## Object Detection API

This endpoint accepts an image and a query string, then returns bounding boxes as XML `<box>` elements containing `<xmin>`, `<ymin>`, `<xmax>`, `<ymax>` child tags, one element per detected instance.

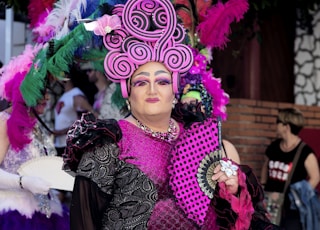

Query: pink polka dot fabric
<box><xmin>169</xmin><ymin>118</ymin><xmax>219</xmax><ymax>226</ymax></box>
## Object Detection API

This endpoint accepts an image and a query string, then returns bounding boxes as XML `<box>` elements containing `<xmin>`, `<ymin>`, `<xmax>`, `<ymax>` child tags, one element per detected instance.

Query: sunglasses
<box><xmin>276</xmin><ymin>118</ymin><xmax>288</xmax><ymax>125</ymax></box>
<box><xmin>276</xmin><ymin>118</ymin><xmax>282</xmax><ymax>124</ymax></box>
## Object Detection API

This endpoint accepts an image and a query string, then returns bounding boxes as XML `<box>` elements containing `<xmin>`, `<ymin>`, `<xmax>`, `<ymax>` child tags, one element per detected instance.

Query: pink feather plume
<box><xmin>196</xmin><ymin>0</ymin><xmax>249</xmax><ymax>49</ymax></box>
<box><xmin>28</xmin><ymin>0</ymin><xmax>55</xmax><ymax>28</ymax></box>
<box><xmin>6</xmin><ymin>72</ymin><xmax>37</xmax><ymax>151</ymax></box>
<box><xmin>202</xmin><ymin>70</ymin><xmax>229</xmax><ymax>120</ymax></box>
<box><xmin>0</xmin><ymin>45</ymin><xmax>42</xmax><ymax>150</ymax></box>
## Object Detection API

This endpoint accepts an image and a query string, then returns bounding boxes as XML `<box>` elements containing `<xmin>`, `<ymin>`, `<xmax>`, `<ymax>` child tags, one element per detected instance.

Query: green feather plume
<box><xmin>81</xmin><ymin>48</ymin><xmax>108</xmax><ymax>73</ymax></box>
<box><xmin>20</xmin><ymin>48</ymin><xmax>48</xmax><ymax>107</ymax></box>
<box><xmin>47</xmin><ymin>23</ymin><xmax>92</xmax><ymax>77</ymax></box>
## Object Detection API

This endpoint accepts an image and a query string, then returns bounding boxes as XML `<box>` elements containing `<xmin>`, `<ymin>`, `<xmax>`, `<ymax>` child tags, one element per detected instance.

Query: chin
<box><xmin>147</xmin><ymin>109</ymin><xmax>171</xmax><ymax>117</ymax></box>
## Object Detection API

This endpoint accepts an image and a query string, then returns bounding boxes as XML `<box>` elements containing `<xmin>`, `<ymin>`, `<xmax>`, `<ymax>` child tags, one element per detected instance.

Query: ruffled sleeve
<box><xmin>63</xmin><ymin>112</ymin><xmax>122</xmax><ymax>172</ymax></box>
<box><xmin>211</xmin><ymin>165</ymin><xmax>278</xmax><ymax>230</ymax></box>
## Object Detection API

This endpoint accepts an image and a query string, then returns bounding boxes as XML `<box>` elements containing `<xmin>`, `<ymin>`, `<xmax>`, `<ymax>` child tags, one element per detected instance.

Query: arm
<box><xmin>0</xmin><ymin>115</ymin><xmax>51</xmax><ymax>194</ymax></box>
<box><xmin>70</xmin><ymin>176</ymin><xmax>112</xmax><ymax>230</ymax></box>
<box><xmin>73</xmin><ymin>95</ymin><xmax>99</xmax><ymax>118</ymax></box>
<box><xmin>212</xmin><ymin>164</ymin><xmax>275</xmax><ymax>229</ymax></box>
<box><xmin>222</xmin><ymin>139</ymin><xmax>240</xmax><ymax>164</ymax></box>
<box><xmin>63</xmin><ymin>114</ymin><xmax>122</xmax><ymax>229</ymax></box>
<box><xmin>69</xmin><ymin>145</ymin><xmax>119</xmax><ymax>230</ymax></box>
<box><xmin>54</xmin><ymin>127</ymin><xmax>71</xmax><ymax>136</ymax></box>
<box><xmin>304</xmin><ymin>153</ymin><xmax>320</xmax><ymax>189</ymax></box>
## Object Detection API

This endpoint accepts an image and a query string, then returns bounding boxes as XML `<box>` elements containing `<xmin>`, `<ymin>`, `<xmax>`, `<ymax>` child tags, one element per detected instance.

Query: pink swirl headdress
<box><xmin>102</xmin><ymin>0</ymin><xmax>193</xmax><ymax>98</ymax></box>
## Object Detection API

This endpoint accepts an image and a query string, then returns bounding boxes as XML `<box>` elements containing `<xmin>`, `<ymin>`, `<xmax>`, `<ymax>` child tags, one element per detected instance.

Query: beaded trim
<box><xmin>132</xmin><ymin>115</ymin><xmax>178</xmax><ymax>142</ymax></box>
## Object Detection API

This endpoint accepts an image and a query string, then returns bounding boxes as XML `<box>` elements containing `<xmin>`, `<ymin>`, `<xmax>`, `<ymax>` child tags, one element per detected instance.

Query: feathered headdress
<box><xmin>32</xmin><ymin>0</ymin><xmax>90</xmax><ymax>42</ymax></box>
<box><xmin>175</xmin><ymin>0</ymin><xmax>248</xmax><ymax>120</ymax></box>
<box><xmin>0</xmin><ymin>44</ymin><xmax>43</xmax><ymax>150</ymax></box>
<box><xmin>21</xmin><ymin>0</ymin><xmax>115</xmax><ymax>107</ymax></box>
<box><xmin>21</xmin><ymin>11</ymin><xmax>97</xmax><ymax>107</ymax></box>
<box><xmin>28</xmin><ymin>0</ymin><xmax>56</xmax><ymax>29</ymax></box>
<box><xmin>179</xmin><ymin>47</ymin><xmax>229</xmax><ymax>120</ymax></box>
<box><xmin>197</xmin><ymin>0</ymin><xmax>249</xmax><ymax>49</ymax></box>
<box><xmin>18</xmin><ymin>0</ymin><xmax>248</xmax><ymax>115</ymax></box>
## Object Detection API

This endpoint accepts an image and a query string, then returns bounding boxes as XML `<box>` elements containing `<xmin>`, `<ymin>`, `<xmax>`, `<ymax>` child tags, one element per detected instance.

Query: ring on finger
<box><xmin>220</xmin><ymin>159</ymin><xmax>238</xmax><ymax>177</ymax></box>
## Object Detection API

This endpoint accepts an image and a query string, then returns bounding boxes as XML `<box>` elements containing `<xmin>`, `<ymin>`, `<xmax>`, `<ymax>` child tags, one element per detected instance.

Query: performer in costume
<box><xmin>177</xmin><ymin>47</ymin><xmax>240</xmax><ymax>164</ymax></box>
<box><xmin>63</xmin><ymin>0</ymin><xmax>279</xmax><ymax>229</ymax></box>
<box><xmin>0</xmin><ymin>45</ymin><xmax>69</xmax><ymax>229</ymax></box>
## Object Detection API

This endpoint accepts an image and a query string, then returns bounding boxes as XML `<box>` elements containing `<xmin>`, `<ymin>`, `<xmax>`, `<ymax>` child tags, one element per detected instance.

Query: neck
<box><xmin>130</xmin><ymin>113</ymin><xmax>171</xmax><ymax>132</ymax></box>
<box><xmin>64</xmin><ymin>84</ymin><xmax>73</xmax><ymax>92</ymax></box>
<box><xmin>281</xmin><ymin>135</ymin><xmax>300</xmax><ymax>151</ymax></box>
<box><xmin>129</xmin><ymin>113</ymin><xmax>178</xmax><ymax>142</ymax></box>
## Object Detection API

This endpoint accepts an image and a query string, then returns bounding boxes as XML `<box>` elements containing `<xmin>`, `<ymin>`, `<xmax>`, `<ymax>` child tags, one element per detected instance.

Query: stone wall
<box><xmin>294</xmin><ymin>6</ymin><xmax>320</xmax><ymax>105</ymax></box>
<box><xmin>222</xmin><ymin>98</ymin><xmax>320</xmax><ymax>179</ymax></box>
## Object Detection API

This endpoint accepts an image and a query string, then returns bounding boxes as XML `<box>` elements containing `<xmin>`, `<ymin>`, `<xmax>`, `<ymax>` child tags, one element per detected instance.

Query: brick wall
<box><xmin>222</xmin><ymin>98</ymin><xmax>320</xmax><ymax>179</ymax></box>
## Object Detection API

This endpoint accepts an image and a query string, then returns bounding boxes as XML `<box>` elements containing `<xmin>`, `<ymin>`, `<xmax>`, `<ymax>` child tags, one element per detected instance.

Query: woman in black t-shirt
<box><xmin>261</xmin><ymin>108</ymin><xmax>320</xmax><ymax>229</ymax></box>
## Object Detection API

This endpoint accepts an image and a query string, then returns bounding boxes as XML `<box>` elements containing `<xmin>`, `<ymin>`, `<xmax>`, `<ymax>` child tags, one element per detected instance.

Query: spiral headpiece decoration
<box><xmin>103</xmin><ymin>0</ymin><xmax>193</xmax><ymax>98</ymax></box>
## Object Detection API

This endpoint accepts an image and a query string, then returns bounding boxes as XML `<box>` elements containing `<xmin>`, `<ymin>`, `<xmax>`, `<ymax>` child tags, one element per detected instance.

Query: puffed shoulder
<box><xmin>63</xmin><ymin>112</ymin><xmax>122</xmax><ymax>172</ymax></box>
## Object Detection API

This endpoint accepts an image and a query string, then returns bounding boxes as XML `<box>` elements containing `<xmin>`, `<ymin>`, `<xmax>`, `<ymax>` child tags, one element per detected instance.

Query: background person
<box><xmin>0</xmin><ymin>45</ymin><xmax>69</xmax><ymax>229</ymax></box>
<box><xmin>179</xmin><ymin>74</ymin><xmax>240</xmax><ymax>164</ymax></box>
<box><xmin>81</xmin><ymin>48</ymin><xmax>124</xmax><ymax>120</ymax></box>
<box><xmin>261</xmin><ymin>107</ymin><xmax>320</xmax><ymax>229</ymax></box>
<box><xmin>53</xmin><ymin>65</ymin><xmax>98</xmax><ymax>204</ymax></box>
<box><xmin>54</xmin><ymin>65</ymin><xmax>98</xmax><ymax>157</ymax></box>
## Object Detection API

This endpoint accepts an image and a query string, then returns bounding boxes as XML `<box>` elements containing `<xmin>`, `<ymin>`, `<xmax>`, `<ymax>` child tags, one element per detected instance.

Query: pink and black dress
<box><xmin>64</xmin><ymin>112</ymin><xmax>277</xmax><ymax>230</ymax></box>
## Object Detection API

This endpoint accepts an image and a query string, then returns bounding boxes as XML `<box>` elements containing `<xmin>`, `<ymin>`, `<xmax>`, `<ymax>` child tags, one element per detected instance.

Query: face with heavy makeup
<box><xmin>128</xmin><ymin>62</ymin><xmax>175</xmax><ymax>120</ymax></box>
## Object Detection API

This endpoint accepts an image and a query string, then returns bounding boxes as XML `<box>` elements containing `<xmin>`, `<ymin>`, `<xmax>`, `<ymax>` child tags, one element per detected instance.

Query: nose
<box><xmin>148</xmin><ymin>81</ymin><xmax>157</xmax><ymax>94</ymax></box>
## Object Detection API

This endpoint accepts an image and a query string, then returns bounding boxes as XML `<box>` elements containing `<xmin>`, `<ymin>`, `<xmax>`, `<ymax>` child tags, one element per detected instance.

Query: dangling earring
<box><xmin>126</xmin><ymin>100</ymin><xmax>131</xmax><ymax>111</ymax></box>
<box><xmin>172</xmin><ymin>98</ymin><xmax>177</xmax><ymax>108</ymax></box>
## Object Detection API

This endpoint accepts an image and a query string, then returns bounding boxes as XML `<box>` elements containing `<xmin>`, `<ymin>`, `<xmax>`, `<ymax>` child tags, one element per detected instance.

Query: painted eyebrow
<box><xmin>133</xmin><ymin>71</ymin><xmax>149</xmax><ymax>77</ymax></box>
<box><xmin>133</xmin><ymin>70</ymin><xmax>170</xmax><ymax>78</ymax></box>
<box><xmin>155</xmin><ymin>70</ymin><xmax>170</xmax><ymax>75</ymax></box>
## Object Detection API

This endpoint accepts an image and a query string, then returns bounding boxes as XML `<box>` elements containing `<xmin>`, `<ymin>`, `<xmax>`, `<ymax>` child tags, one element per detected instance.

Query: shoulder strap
<box><xmin>283</xmin><ymin>141</ymin><xmax>306</xmax><ymax>193</ymax></box>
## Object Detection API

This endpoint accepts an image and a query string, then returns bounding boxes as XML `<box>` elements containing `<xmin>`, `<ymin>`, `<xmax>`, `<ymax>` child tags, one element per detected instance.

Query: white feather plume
<box><xmin>34</xmin><ymin>0</ymin><xmax>88</xmax><ymax>40</ymax></box>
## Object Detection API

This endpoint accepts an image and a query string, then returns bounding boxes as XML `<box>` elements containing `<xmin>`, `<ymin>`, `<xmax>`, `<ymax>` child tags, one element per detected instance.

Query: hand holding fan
<box><xmin>18</xmin><ymin>156</ymin><xmax>75</xmax><ymax>191</ymax></box>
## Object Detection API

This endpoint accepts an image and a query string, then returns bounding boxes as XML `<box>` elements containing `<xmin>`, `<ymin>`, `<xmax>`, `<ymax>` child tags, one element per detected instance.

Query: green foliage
<box><xmin>1</xmin><ymin>0</ymin><xmax>29</xmax><ymax>14</ymax></box>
